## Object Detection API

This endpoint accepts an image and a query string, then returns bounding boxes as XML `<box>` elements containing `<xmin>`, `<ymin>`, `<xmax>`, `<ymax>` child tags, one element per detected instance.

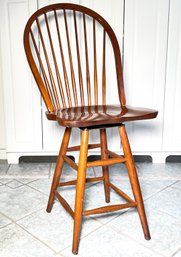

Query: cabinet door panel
<box><xmin>0</xmin><ymin>0</ymin><xmax>42</xmax><ymax>152</ymax></box>
<box><xmin>163</xmin><ymin>0</ymin><xmax>181</xmax><ymax>151</ymax></box>
<box><xmin>0</xmin><ymin>43</ymin><xmax>6</xmax><ymax>152</ymax></box>
<box><xmin>124</xmin><ymin>0</ymin><xmax>169</xmax><ymax>151</ymax></box>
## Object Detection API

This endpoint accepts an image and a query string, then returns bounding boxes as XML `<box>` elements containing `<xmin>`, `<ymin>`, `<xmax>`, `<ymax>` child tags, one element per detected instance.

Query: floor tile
<box><xmin>146</xmin><ymin>186</ymin><xmax>181</xmax><ymax>219</ymax></box>
<box><xmin>0</xmin><ymin>179</ymin><xmax>13</xmax><ymax>184</ymax></box>
<box><xmin>27</xmin><ymin>177</ymin><xmax>94</xmax><ymax>212</ymax></box>
<box><xmin>109</xmin><ymin>174</ymin><xmax>175</xmax><ymax>200</ymax></box>
<box><xmin>49</xmin><ymin>163</ymin><xmax>76</xmax><ymax>179</ymax></box>
<box><xmin>107</xmin><ymin>163</ymin><xmax>128</xmax><ymax>177</ymax></box>
<box><xmin>172</xmin><ymin>180</ymin><xmax>181</xmax><ymax>189</ymax></box>
<box><xmin>6</xmin><ymin>163</ymin><xmax>51</xmax><ymax>178</ymax></box>
<box><xmin>93</xmin><ymin>163</ymin><xmax>132</xmax><ymax>179</ymax></box>
<box><xmin>61</xmin><ymin>225</ymin><xmax>163</xmax><ymax>257</ymax></box>
<box><xmin>0</xmin><ymin>162</ymin><xmax>180</xmax><ymax>257</ymax></box>
<box><xmin>164</xmin><ymin>163</ymin><xmax>181</xmax><ymax>177</ymax></box>
<box><xmin>0</xmin><ymin>185</ymin><xmax>47</xmax><ymax>221</ymax></box>
<box><xmin>16</xmin><ymin>178</ymin><xmax>39</xmax><ymax>184</ymax></box>
<box><xmin>52</xmin><ymin>254</ymin><xmax>65</xmax><ymax>257</ymax></box>
<box><xmin>0</xmin><ymin>163</ymin><xmax>9</xmax><ymax>176</ymax></box>
<box><xmin>92</xmin><ymin>166</ymin><xmax>103</xmax><ymax>177</ymax></box>
<box><xmin>82</xmin><ymin>181</ymin><xmax>133</xmax><ymax>224</ymax></box>
<box><xmin>139</xmin><ymin>179</ymin><xmax>176</xmax><ymax>199</ymax></box>
<box><xmin>136</xmin><ymin>163</ymin><xmax>181</xmax><ymax>180</ymax></box>
<box><xmin>50</xmin><ymin>163</ymin><xmax>95</xmax><ymax>178</ymax></box>
<box><xmin>174</xmin><ymin>249</ymin><xmax>181</xmax><ymax>257</ymax></box>
<box><xmin>0</xmin><ymin>213</ymin><xmax>12</xmax><ymax>228</ymax></box>
<box><xmin>0</xmin><ymin>223</ymin><xmax>54</xmax><ymax>257</ymax></box>
<box><xmin>84</xmin><ymin>180</ymin><xmax>130</xmax><ymax>208</ymax></box>
<box><xmin>6</xmin><ymin>180</ymin><xmax>24</xmax><ymax>189</ymax></box>
<box><xmin>108</xmin><ymin>207</ymin><xmax>181</xmax><ymax>256</ymax></box>
<box><xmin>27</xmin><ymin>179</ymin><xmax>52</xmax><ymax>196</ymax></box>
<box><xmin>81</xmin><ymin>177</ymin><xmax>173</xmax><ymax>223</ymax></box>
<box><xmin>18</xmin><ymin>203</ymin><xmax>102</xmax><ymax>252</ymax></box>
<box><xmin>84</xmin><ymin>178</ymin><xmax>175</xmax><ymax>224</ymax></box>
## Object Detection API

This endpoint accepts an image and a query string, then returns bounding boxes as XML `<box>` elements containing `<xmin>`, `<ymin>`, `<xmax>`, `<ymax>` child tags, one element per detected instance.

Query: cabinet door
<box><xmin>0</xmin><ymin>0</ymin><xmax>42</xmax><ymax>154</ymax></box>
<box><xmin>124</xmin><ymin>0</ymin><xmax>169</xmax><ymax>152</ymax></box>
<box><xmin>39</xmin><ymin>0</ymin><xmax>124</xmax><ymax>152</ymax></box>
<box><xmin>163</xmin><ymin>0</ymin><xmax>181</xmax><ymax>151</ymax></box>
<box><xmin>0</xmin><ymin>39</ymin><xmax>6</xmax><ymax>158</ymax></box>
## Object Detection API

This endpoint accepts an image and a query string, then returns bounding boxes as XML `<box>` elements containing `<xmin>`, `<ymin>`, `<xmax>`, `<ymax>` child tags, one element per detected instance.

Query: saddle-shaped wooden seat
<box><xmin>47</xmin><ymin>105</ymin><xmax>157</xmax><ymax>127</ymax></box>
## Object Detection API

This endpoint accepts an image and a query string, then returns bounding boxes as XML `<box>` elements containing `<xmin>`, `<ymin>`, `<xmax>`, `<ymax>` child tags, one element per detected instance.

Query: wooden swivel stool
<box><xmin>24</xmin><ymin>3</ymin><xmax>158</xmax><ymax>254</ymax></box>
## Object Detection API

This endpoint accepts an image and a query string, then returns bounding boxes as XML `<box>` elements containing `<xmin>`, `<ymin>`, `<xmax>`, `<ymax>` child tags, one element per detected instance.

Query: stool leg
<box><xmin>72</xmin><ymin>128</ymin><xmax>89</xmax><ymax>254</ymax></box>
<box><xmin>46</xmin><ymin>127</ymin><xmax>72</xmax><ymax>213</ymax></box>
<box><xmin>100</xmin><ymin>128</ymin><xmax>110</xmax><ymax>203</ymax></box>
<box><xmin>119</xmin><ymin>125</ymin><xmax>151</xmax><ymax>240</ymax></box>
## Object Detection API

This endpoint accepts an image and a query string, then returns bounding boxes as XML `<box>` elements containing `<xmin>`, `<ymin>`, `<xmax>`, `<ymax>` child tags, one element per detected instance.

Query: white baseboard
<box><xmin>5</xmin><ymin>151</ymin><xmax>181</xmax><ymax>164</ymax></box>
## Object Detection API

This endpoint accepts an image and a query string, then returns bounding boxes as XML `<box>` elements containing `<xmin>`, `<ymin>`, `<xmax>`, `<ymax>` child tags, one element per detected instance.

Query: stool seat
<box><xmin>46</xmin><ymin>105</ymin><xmax>158</xmax><ymax>127</ymax></box>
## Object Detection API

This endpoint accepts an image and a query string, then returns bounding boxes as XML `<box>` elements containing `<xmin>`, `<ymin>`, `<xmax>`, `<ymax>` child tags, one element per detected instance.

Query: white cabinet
<box><xmin>0</xmin><ymin>0</ymin><xmax>181</xmax><ymax>163</ymax></box>
<box><xmin>0</xmin><ymin>0</ymin><xmax>42</xmax><ymax>162</ymax></box>
<box><xmin>123</xmin><ymin>0</ymin><xmax>169</xmax><ymax>157</ymax></box>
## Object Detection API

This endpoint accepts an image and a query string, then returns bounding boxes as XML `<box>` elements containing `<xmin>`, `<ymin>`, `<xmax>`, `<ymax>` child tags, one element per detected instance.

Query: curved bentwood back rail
<box><xmin>24</xmin><ymin>3</ymin><xmax>126</xmax><ymax>115</ymax></box>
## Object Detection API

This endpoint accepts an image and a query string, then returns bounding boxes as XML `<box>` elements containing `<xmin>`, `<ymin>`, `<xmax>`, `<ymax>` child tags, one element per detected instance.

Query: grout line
<box><xmin>15</xmin><ymin>206</ymin><xmax>46</xmax><ymax>223</ymax></box>
<box><xmin>94</xmin><ymin>209</ymin><xmax>129</xmax><ymax>226</ymax></box>
<box><xmin>57</xmin><ymin>252</ymin><xmax>67</xmax><ymax>257</ymax></box>
<box><xmin>58</xmin><ymin>243</ymin><xmax>72</xmax><ymax>255</ymax></box>
<box><xmin>18</xmin><ymin>178</ymin><xmax>39</xmax><ymax>185</ymax></box>
<box><xmin>171</xmin><ymin>185</ymin><xmax>181</xmax><ymax>190</ymax></box>
<box><xmin>152</xmin><ymin>207</ymin><xmax>181</xmax><ymax>222</ymax></box>
<box><xmin>0</xmin><ymin>178</ymin><xmax>13</xmax><ymax>185</ymax></box>
<box><xmin>0</xmin><ymin>204</ymin><xmax>45</xmax><ymax>228</ymax></box>
<box><xmin>5</xmin><ymin>163</ymin><xmax>11</xmax><ymax>174</ymax></box>
<box><xmin>144</xmin><ymin>180</ymin><xmax>179</xmax><ymax>202</ymax></box>
<box><xmin>0</xmin><ymin>211</ymin><xmax>14</xmax><ymax>227</ymax></box>
<box><xmin>106</xmin><ymin>223</ymin><xmax>166</xmax><ymax>257</ymax></box>
<box><xmin>59</xmin><ymin>221</ymin><xmax>105</xmax><ymax>254</ymax></box>
<box><xmin>26</xmin><ymin>182</ymin><xmax>50</xmax><ymax>197</ymax></box>
<box><xmin>49</xmin><ymin>162</ymin><xmax>53</xmax><ymax>178</ymax></box>
<box><xmin>171</xmin><ymin>246</ymin><xmax>181</xmax><ymax>257</ymax></box>
<box><xmin>16</xmin><ymin>222</ymin><xmax>57</xmax><ymax>254</ymax></box>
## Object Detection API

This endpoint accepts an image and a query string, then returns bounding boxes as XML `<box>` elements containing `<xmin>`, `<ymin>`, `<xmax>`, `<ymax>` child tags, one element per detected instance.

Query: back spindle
<box><xmin>30</xmin><ymin>29</ymin><xmax>56</xmax><ymax>109</ymax></box>
<box><xmin>64</xmin><ymin>10</ymin><xmax>78</xmax><ymax>107</ymax></box>
<box><xmin>44</xmin><ymin>13</ymin><xmax>66</xmax><ymax>108</ymax></box>
<box><xmin>102</xmin><ymin>29</ymin><xmax>106</xmax><ymax>106</ymax></box>
<box><xmin>73</xmin><ymin>10</ymin><xmax>85</xmax><ymax>106</ymax></box>
<box><xmin>36</xmin><ymin>17</ymin><xmax>60</xmax><ymax>110</ymax></box>
<box><xmin>93</xmin><ymin>18</ymin><xmax>98</xmax><ymax>106</ymax></box>
<box><xmin>54</xmin><ymin>10</ymin><xmax>72</xmax><ymax>108</ymax></box>
<box><xmin>83</xmin><ymin>13</ymin><xmax>91</xmax><ymax>106</ymax></box>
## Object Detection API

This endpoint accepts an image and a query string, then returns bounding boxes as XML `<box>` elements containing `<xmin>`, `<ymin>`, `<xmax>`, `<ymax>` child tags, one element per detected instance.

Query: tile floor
<box><xmin>0</xmin><ymin>161</ymin><xmax>181</xmax><ymax>257</ymax></box>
